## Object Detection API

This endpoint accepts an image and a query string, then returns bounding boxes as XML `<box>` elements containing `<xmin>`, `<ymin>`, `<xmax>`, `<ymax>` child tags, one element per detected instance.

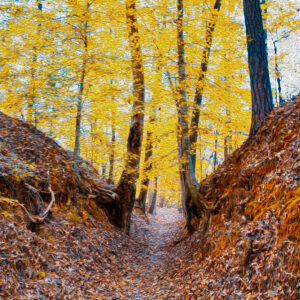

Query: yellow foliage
<box><xmin>0</xmin><ymin>0</ymin><xmax>298</xmax><ymax>207</ymax></box>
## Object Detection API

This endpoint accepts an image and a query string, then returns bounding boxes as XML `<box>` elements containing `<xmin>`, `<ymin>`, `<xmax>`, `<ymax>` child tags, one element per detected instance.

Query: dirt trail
<box><xmin>113</xmin><ymin>207</ymin><xmax>184</xmax><ymax>299</ymax></box>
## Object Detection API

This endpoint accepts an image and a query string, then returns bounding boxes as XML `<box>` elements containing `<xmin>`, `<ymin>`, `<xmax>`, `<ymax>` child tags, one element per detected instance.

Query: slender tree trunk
<box><xmin>176</xmin><ymin>0</ymin><xmax>191</xmax><ymax>226</ymax></box>
<box><xmin>108</xmin><ymin>83</ymin><xmax>116</xmax><ymax>184</ymax></box>
<box><xmin>213</xmin><ymin>135</ymin><xmax>218</xmax><ymax>171</ymax></box>
<box><xmin>190</xmin><ymin>0</ymin><xmax>221</xmax><ymax>175</ymax></box>
<box><xmin>27</xmin><ymin>51</ymin><xmax>37</xmax><ymax>125</ymax></box>
<box><xmin>273</xmin><ymin>41</ymin><xmax>283</xmax><ymax>104</ymax></box>
<box><xmin>224</xmin><ymin>136</ymin><xmax>228</xmax><ymax>160</ymax></box>
<box><xmin>115</xmin><ymin>0</ymin><xmax>145</xmax><ymax>234</ymax></box>
<box><xmin>176</xmin><ymin>117</ymin><xmax>186</xmax><ymax>214</ymax></box>
<box><xmin>148</xmin><ymin>177</ymin><xmax>158</xmax><ymax>215</ymax></box>
<box><xmin>74</xmin><ymin>17</ymin><xmax>88</xmax><ymax>163</ymax></box>
<box><xmin>108</xmin><ymin>124</ymin><xmax>116</xmax><ymax>184</ymax></box>
<box><xmin>27</xmin><ymin>1</ymin><xmax>42</xmax><ymax>126</ymax></box>
<box><xmin>200</xmin><ymin>151</ymin><xmax>203</xmax><ymax>180</ymax></box>
<box><xmin>243</xmin><ymin>0</ymin><xmax>273</xmax><ymax>136</ymax></box>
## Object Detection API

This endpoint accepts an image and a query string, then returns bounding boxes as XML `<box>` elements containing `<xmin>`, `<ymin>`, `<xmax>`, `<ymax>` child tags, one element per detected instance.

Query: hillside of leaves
<box><xmin>162</xmin><ymin>95</ymin><xmax>300</xmax><ymax>298</ymax></box>
<box><xmin>0</xmin><ymin>111</ymin><xmax>116</xmax><ymax>218</ymax></box>
<box><xmin>0</xmin><ymin>97</ymin><xmax>299</xmax><ymax>299</ymax></box>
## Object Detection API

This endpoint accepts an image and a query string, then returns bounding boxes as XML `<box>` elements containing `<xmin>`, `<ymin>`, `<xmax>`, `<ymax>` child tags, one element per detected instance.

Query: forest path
<box><xmin>114</xmin><ymin>207</ymin><xmax>185</xmax><ymax>299</ymax></box>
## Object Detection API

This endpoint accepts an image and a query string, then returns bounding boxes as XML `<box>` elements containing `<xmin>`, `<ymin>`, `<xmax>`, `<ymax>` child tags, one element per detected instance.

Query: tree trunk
<box><xmin>273</xmin><ymin>41</ymin><xmax>283</xmax><ymax>104</ymax></box>
<box><xmin>108</xmin><ymin>124</ymin><xmax>116</xmax><ymax>184</ymax></box>
<box><xmin>224</xmin><ymin>136</ymin><xmax>228</xmax><ymax>160</ymax></box>
<box><xmin>27</xmin><ymin>1</ymin><xmax>42</xmax><ymax>126</ymax></box>
<box><xmin>260</xmin><ymin>0</ymin><xmax>268</xmax><ymax>45</ymax></box>
<box><xmin>74</xmin><ymin>16</ymin><xmax>88</xmax><ymax>163</ymax></box>
<box><xmin>176</xmin><ymin>0</ymin><xmax>204</xmax><ymax>235</ymax></box>
<box><xmin>115</xmin><ymin>0</ymin><xmax>145</xmax><ymax>234</ymax></box>
<box><xmin>137</xmin><ymin>114</ymin><xmax>154</xmax><ymax>213</ymax></box>
<box><xmin>199</xmin><ymin>132</ymin><xmax>203</xmax><ymax>180</ymax></box>
<box><xmin>213</xmin><ymin>135</ymin><xmax>218</xmax><ymax>171</ymax></box>
<box><xmin>243</xmin><ymin>0</ymin><xmax>273</xmax><ymax>136</ymax></box>
<box><xmin>159</xmin><ymin>195</ymin><xmax>165</xmax><ymax>208</ymax></box>
<box><xmin>148</xmin><ymin>177</ymin><xmax>158</xmax><ymax>215</ymax></box>
<box><xmin>190</xmin><ymin>0</ymin><xmax>221</xmax><ymax>175</ymax></box>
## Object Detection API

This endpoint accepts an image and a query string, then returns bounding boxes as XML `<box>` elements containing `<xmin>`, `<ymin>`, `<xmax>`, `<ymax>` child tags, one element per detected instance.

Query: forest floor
<box><xmin>120</xmin><ymin>207</ymin><xmax>185</xmax><ymax>298</ymax></box>
<box><xmin>0</xmin><ymin>206</ymin><xmax>188</xmax><ymax>299</ymax></box>
<box><xmin>1</xmin><ymin>201</ymin><xmax>298</xmax><ymax>299</ymax></box>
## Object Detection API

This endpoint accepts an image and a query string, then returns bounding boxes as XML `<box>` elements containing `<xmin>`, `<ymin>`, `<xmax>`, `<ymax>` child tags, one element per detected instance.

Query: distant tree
<box><xmin>73</xmin><ymin>1</ymin><xmax>90</xmax><ymax>164</ymax></box>
<box><xmin>243</xmin><ymin>0</ymin><xmax>273</xmax><ymax>136</ymax></box>
<box><xmin>148</xmin><ymin>177</ymin><xmax>158</xmax><ymax>215</ymax></box>
<box><xmin>27</xmin><ymin>0</ymin><xmax>42</xmax><ymax>126</ymax></box>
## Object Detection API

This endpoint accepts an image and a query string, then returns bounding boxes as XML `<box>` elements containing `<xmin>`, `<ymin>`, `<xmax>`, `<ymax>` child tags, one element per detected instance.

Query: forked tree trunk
<box><xmin>115</xmin><ymin>0</ymin><xmax>145</xmax><ymax>234</ymax></box>
<box><xmin>176</xmin><ymin>0</ymin><xmax>204</xmax><ymax>235</ymax></box>
<box><xmin>243</xmin><ymin>0</ymin><xmax>273</xmax><ymax>136</ymax></box>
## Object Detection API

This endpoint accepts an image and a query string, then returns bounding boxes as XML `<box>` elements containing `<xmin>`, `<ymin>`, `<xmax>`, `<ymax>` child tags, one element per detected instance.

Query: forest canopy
<box><xmin>0</xmin><ymin>0</ymin><xmax>299</xmax><ymax>208</ymax></box>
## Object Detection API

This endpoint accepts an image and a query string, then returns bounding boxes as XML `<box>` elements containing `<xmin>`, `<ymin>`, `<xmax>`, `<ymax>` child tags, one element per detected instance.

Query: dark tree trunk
<box><xmin>243</xmin><ymin>0</ymin><xmax>273</xmax><ymax>136</ymax></box>
<box><xmin>137</xmin><ymin>115</ymin><xmax>154</xmax><ymax>213</ymax></box>
<box><xmin>190</xmin><ymin>0</ymin><xmax>221</xmax><ymax>175</ymax></box>
<box><xmin>260</xmin><ymin>0</ymin><xmax>268</xmax><ymax>45</ymax></box>
<box><xmin>115</xmin><ymin>0</ymin><xmax>145</xmax><ymax>234</ymax></box>
<box><xmin>148</xmin><ymin>177</ymin><xmax>158</xmax><ymax>215</ymax></box>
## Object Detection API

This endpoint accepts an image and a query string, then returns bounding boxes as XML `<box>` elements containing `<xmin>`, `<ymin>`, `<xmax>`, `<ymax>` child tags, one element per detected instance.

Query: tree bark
<box><xmin>74</xmin><ymin>12</ymin><xmax>89</xmax><ymax>163</ymax></box>
<box><xmin>108</xmin><ymin>124</ymin><xmax>116</xmax><ymax>184</ymax></box>
<box><xmin>273</xmin><ymin>41</ymin><xmax>283</xmax><ymax>104</ymax></box>
<box><xmin>27</xmin><ymin>1</ymin><xmax>42</xmax><ymax>126</ymax></box>
<box><xmin>190</xmin><ymin>0</ymin><xmax>221</xmax><ymax>175</ymax></box>
<box><xmin>148</xmin><ymin>177</ymin><xmax>158</xmax><ymax>215</ymax></box>
<box><xmin>260</xmin><ymin>0</ymin><xmax>268</xmax><ymax>45</ymax></box>
<box><xmin>115</xmin><ymin>0</ymin><xmax>145</xmax><ymax>234</ymax></box>
<box><xmin>243</xmin><ymin>0</ymin><xmax>273</xmax><ymax>136</ymax></box>
<box><xmin>213</xmin><ymin>134</ymin><xmax>218</xmax><ymax>171</ymax></box>
<box><xmin>224</xmin><ymin>136</ymin><xmax>228</xmax><ymax>160</ymax></box>
<box><xmin>175</xmin><ymin>0</ymin><xmax>206</xmax><ymax>235</ymax></box>
<box><xmin>137</xmin><ymin>114</ymin><xmax>154</xmax><ymax>213</ymax></box>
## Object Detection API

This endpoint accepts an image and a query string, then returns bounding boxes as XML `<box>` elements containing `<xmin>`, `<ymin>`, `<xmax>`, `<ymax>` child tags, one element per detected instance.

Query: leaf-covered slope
<box><xmin>0</xmin><ymin>111</ymin><xmax>109</xmax><ymax>210</ymax></box>
<box><xmin>163</xmin><ymin>96</ymin><xmax>300</xmax><ymax>298</ymax></box>
<box><xmin>198</xmin><ymin>95</ymin><xmax>299</xmax><ymax>239</ymax></box>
